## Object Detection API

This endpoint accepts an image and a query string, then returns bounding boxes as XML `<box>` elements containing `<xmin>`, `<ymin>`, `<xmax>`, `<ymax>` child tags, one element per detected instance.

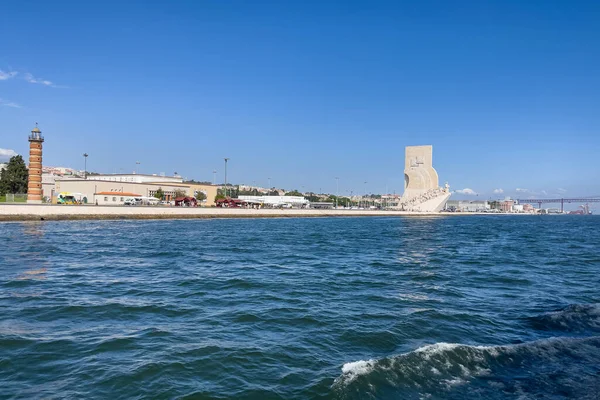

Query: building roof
<box><xmin>91</xmin><ymin>173</ymin><xmax>180</xmax><ymax>178</ymax></box>
<box><xmin>31</xmin><ymin>126</ymin><xmax>41</xmax><ymax>133</ymax></box>
<box><xmin>95</xmin><ymin>192</ymin><xmax>142</xmax><ymax>197</ymax></box>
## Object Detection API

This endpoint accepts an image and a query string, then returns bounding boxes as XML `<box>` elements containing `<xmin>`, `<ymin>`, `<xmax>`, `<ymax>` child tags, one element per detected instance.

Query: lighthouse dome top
<box><xmin>29</xmin><ymin>123</ymin><xmax>44</xmax><ymax>142</ymax></box>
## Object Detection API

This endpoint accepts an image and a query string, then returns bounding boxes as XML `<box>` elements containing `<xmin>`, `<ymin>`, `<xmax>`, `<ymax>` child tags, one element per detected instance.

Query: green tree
<box><xmin>215</xmin><ymin>193</ymin><xmax>226</xmax><ymax>201</ymax></box>
<box><xmin>285</xmin><ymin>190</ymin><xmax>304</xmax><ymax>197</ymax></box>
<box><xmin>337</xmin><ymin>197</ymin><xmax>351</xmax><ymax>207</ymax></box>
<box><xmin>195</xmin><ymin>191</ymin><xmax>207</xmax><ymax>201</ymax></box>
<box><xmin>0</xmin><ymin>155</ymin><xmax>28</xmax><ymax>196</ymax></box>
<box><xmin>174</xmin><ymin>189</ymin><xmax>187</xmax><ymax>198</ymax></box>
<box><xmin>154</xmin><ymin>187</ymin><xmax>164</xmax><ymax>200</ymax></box>
<box><xmin>185</xmin><ymin>179</ymin><xmax>212</xmax><ymax>185</ymax></box>
<box><xmin>489</xmin><ymin>200</ymin><xmax>500</xmax><ymax>210</ymax></box>
<box><xmin>218</xmin><ymin>185</ymin><xmax>238</xmax><ymax>198</ymax></box>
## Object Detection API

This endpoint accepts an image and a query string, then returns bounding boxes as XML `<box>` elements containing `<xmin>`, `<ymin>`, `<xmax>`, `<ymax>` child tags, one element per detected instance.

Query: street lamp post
<box><xmin>83</xmin><ymin>153</ymin><xmax>88</xmax><ymax>179</ymax></box>
<box><xmin>364</xmin><ymin>181</ymin><xmax>368</xmax><ymax>209</ymax></box>
<box><xmin>268</xmin><ymin>177</ymin><xmax>271</xmax><ymax>189</ymax></box>
<box><xmin>385</xmin><ymin>184</ymin><xmax>388</xmax><ymax>209</ymax></box>
<box><xmin>213</xmin><ymin>170</ymin><xmax>217</xmax><ymax>185</ymax></box>
<box><xmin>335</xmin><ymin>177</ymin><xmax>339</xmax><ymax>209</ymax></box>
<box><xmin>224</xmin><ymin>158</ymin><xmax>229</xmax><ymax>198</ymax></box>
<box><xmin>135</xmin><ymin>161</ymin><xmax>140</xmax><ymax>174</ymax></box>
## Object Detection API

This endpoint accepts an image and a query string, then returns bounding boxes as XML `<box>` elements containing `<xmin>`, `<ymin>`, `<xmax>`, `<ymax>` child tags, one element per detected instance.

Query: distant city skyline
<box><xmin>1</xmin><ymin>1</ymin><xmax>599</xmax><ymax>200</ymax></box>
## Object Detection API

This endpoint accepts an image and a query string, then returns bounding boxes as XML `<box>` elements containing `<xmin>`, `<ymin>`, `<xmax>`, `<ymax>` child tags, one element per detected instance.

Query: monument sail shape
<box><xmin>397</xmin><ymin>145</ymin><xmax>450</xmax><ymax>212</ymax></box>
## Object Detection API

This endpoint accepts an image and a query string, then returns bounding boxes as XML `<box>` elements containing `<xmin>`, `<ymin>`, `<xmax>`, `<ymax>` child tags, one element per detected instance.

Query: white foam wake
<box><xmin>336</xmin><ymin>336</ymin><xmax>600</xmax><ymax>392</ymax></box>
<box><xmin>340</xmin><ymin>359</ymin><xmax>376</xmax><ymax>383</ymax></box>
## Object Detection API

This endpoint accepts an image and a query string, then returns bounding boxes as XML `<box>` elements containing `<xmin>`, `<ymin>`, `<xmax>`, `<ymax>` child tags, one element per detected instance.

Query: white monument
<box><xmin>397</xmin><ymin>145</ymin><xmax>450</xmax><ymax>212</ymax></box>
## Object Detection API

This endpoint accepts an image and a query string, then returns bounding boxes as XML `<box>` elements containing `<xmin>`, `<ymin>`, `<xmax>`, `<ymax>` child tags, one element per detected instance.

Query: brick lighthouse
<box><xmin>27</xmin><ymin>123</ymin><xmax>44</xmax><ymax>204</ymax></box>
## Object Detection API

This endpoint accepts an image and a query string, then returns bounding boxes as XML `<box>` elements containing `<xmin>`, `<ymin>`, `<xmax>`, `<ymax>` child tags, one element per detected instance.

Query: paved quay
<box><xmin>0</xmin><ymin>204</ymin><xmax>466</xmax><ymax>221</ymax></box>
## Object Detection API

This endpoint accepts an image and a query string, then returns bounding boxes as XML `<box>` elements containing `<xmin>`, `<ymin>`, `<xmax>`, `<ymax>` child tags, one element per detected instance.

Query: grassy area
<box><xmin>0</xmin><ymin>194</ymin><xmax>27</xmax><ymax>203</ymax></box>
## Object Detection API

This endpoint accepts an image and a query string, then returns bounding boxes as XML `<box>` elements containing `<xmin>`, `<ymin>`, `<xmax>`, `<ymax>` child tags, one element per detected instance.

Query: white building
<box><xmin>87</xmin><ymin>173</ymin><xmax>183</xmax><ymax>184</ymax></box>
<box><xmin>94</xmin><ymin>192</ymin><xmax>161</xmax><ymax>206</ymax></box>
<box><xmin>238</xmin><ymin>184</ymin><xmax>269</xmax><ymax>193</ymax></box>
<box><xmin>42</xmin><ymin>173</ymin><xmax>59</xmax><ymax>199</ymax></box>
<box><xmin>42</xmin><ymin>166</ymin><xmax>79</xmax><ymax>176</ymax></box>
<box><xmin>0</xmin><ymin>163</ymin><xmax>6</xmax><ymax>171</ymax></box>
<box><xmin>446</xmin><ymin>200</ymin><xmax>490</xmax><ymax>212</ymax></box>
<box><xmin>238</xmin><ymin>195</ymin><xmax>309</xmax><ymax>208</ymax></box>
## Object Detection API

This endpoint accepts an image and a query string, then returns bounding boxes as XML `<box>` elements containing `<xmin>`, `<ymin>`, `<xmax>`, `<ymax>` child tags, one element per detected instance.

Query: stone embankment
<box><xmin>0</xmin><ymin>204</ymin><xmax>455</xmax><ymax>221</ymax></box>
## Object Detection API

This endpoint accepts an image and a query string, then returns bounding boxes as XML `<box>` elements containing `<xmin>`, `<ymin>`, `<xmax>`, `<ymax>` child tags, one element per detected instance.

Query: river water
<box><xmin>1</xmin><ymin>216</ymin><xmax>599</xmax><ymax>399</ymax></box>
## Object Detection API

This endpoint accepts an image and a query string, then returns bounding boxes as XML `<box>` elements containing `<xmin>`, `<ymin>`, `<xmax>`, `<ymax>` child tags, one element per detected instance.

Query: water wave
<box><xmin>527</xmin><ymin>303</ymin><xmax>600</xmax><ymax>333</ymax></box>
<box><xmin>334</xmin><ymin>335</ymin><xmax>600</xmax><ymax>399</ymax></box>
<box><xmin>2</xmin><ymin>217</ymin><xmax>600</xmax><ymax>399</ymax></box>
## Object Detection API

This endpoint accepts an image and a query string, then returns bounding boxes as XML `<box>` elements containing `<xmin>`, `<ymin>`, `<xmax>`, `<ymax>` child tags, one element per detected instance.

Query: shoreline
<box><xmin>0</xmin><ymin>204</ymin><xmax>539</xmax><ymax>221</ymax></box>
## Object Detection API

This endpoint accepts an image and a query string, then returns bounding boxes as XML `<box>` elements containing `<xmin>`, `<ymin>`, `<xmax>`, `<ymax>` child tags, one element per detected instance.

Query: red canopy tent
<box><xmin>215</xmin><ymin>198</ymin><xmax>245</xmax><ymax>208</ymax></box>
<box><xmin>174</xmin><ymin>197</ymin><xmax>198</xmax><ymax>207</ymax></box>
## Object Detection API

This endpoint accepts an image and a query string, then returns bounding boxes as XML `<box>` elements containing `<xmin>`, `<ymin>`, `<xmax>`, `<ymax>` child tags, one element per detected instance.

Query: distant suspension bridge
<box><xmin>515</xmin><ymin>197</ymin><xmax>600</xmax><ymax>213</ymax></box>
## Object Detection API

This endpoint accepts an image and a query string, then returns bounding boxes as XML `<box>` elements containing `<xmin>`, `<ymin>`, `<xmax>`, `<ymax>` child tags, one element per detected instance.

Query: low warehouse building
<box><xmin>54</xmin><ymin>177</ymin><xmax>217</xmax><ymax>206</ymax></box>
<box><xmin>95</xmin><ymin>191</ymin><xmax>142</xmax><ymax>205</ymax></box>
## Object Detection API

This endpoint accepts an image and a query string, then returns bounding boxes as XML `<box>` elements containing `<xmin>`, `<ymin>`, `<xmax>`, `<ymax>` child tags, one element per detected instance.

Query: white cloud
<box><xmin>0</xmin><ymin>70</ymin><xmax>18</xmax><ymax>80</ymax></box>
<box><xmin>541</xmin><ymin>190</ymin><xmax>548</xmax><ymax>196</ymax></box>
<box><xmin>0</xmin><ymin>148</ymin><xmax>18</xmax><ymax>158</ymax></box>
<box><xmin>1</xmin><ymin>69</ymin><xmax>64</xmax><ymax>87</ymax></box>
<box><xmin>0</xmin><ymin>98</ymin><xmax>22</xmax><ymax>108</ymax></box>
<box><xmin>493</xmin><ymin>188</ymin><xmax>504</xmax><ymax>194</ymax></box>
<box><xmin>557</xmin><ymin>188</ymin><xmax>567</xmax><ymax>193</ymax></box>
<box><xmin>516</xmin><ymin>188</ymin><xmax>529</xmax><ymax>193</ymax></box>
<box><xmin>456</xmin><ymin>188</ymin><xmax>478</xmax><ymax>195</ymax></box>
<box><xmin>24</xmin><ymin>72</ymin><xmax>55</xmax><ymax>87</ymax></box>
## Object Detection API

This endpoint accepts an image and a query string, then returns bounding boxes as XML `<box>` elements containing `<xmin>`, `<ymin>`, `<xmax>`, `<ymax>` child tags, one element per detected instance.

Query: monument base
<box><xmin>394</xmin><ymin>190</ymin><xmax>451</xmax><ymax>212</ymax></box>
<box><xmin>27</xmin><ymin>199</ymin><xmax>43</xmax><ymax>204</ymax></box>
<box><xmin>409</xmin><ymin>192</ymin><xmax>451</xmax><ymax>212</ymax></box>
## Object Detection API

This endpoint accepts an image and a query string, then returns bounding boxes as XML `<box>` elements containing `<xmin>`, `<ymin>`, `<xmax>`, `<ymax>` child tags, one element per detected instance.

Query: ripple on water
<box><xmin>0</xmin><ymin>216</ymin><xmax>599</xmax><ymax>399</ymax></box>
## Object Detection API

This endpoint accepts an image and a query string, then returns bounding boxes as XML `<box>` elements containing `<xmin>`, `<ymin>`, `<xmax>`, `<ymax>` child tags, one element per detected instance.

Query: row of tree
<box><xmin>0</xmin><ymin>157</ymin><xmax>381</xmax><ymax>205</ymax></box>
<box><xmin>217</xmin><ymin>187</ymin><xmax>279</xmax><ymax>199</ymax></box>
<box><xmin>121</xmin><ymin>182</ymin><xmax>378</xmax><ymax>205</ymax></box>
<box><xmin>0</xmin><ymin>156</ymin><xmax>28</xmax><ymax>196</ymax></box>
<box><xmin>213</xmin><ymin>185</ymin><xmax>356</xmax><ymax>206</ymax></box>
<box><xmin>152</xmin><ymin>187</ymin><xmax>207</xmax><ymax>201</ymax></box>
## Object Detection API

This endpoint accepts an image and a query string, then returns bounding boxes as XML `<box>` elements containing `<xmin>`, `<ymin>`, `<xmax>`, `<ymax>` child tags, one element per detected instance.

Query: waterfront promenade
<box><xmin>0</xmin><ymin>204</ymin><xmax>486</xmax><ymax>221</ymax></box>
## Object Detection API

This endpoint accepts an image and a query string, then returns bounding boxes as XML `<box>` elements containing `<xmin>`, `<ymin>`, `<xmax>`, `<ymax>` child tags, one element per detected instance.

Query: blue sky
<box><xmin>1</xmin><ymin>0</ymin><xmax>599</xmax><ymax>199</ymax></box>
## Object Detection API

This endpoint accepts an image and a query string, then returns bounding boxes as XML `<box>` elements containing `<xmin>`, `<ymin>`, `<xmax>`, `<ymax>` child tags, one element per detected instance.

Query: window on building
<box><xmin>120</xmin><ymin>197</ymin><xmax>124</xmax><ymax>201</ymax></box>
<box><xmin>113</xmin><ymin>197</ymin><xmax>116</xmax><ymax>202</ymax></box>
<box><xmin>104</xmin><ymin>197</ymin><xmax>108</xmax><ymax>201</ymax></box>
